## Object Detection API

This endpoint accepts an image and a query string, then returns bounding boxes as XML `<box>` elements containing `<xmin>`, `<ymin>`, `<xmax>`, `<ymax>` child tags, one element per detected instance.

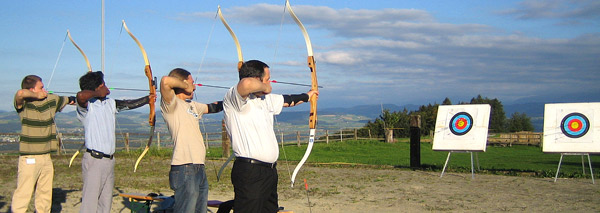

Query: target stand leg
<box><xmin>470</xmin><ymin>152</ymin><xmax>474</xmax><ymax>179</ymax></box>
<box><xmin>554</xmin><ymin>153</ymin><xmax>594</xmax><ymax>184</ymax></box>
<box><xmin>586</xmin><ymin>154</ymin><xmax>595</xmax><ymax>184</ymax></box>
<box><xmin>554</xmin><ymin>154</ymin><xmax>565</xmax><ymax>182</ymax></box>
<box><xmin>440</xmin><ymin>152</ymin><xmax>452</xmax><ymax>178</ymax></box>
<box><xmin>440</xmin><ymin>151</ymin><xmax>478</xmax><ymax>179</ymax></box>
<box><xmin>475</xmin><ymin>152</ymin><xmax>480</xmax><ymax>171</ymax></box>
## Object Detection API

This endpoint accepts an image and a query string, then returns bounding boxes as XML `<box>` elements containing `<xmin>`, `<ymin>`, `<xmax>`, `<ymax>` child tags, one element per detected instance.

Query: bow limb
<box><xmin>215</xmin><ymin>6</ymin><xmax>244</xmax><ymax>181</ymax></box>
<box><xmin>217</xmin><ymin>5</ymin><xmax>244</xmax><ymax>70</ymax></box>
<box><xmin>67</xmin><ymin>30</ymin><xmax>93</xmax><ymax>73</ymax></box>
<box><xmin>216</xmin><ymin>154</ymin><xmax>235</xmax><ymax>182</ymax></box>
<box><xmin>122</xmin><ymin>20</ymin><xmax>157</xmax><ymax>172</ymax></box>
<box><xmin>66</xmin><ymin>30</ymin><xmax>93</xmax><ymax>167</ymax></box>
<box><xmin>286</xmin><ymin>0</ymin><xmax>319</xmax><ymax>187</ymax></box>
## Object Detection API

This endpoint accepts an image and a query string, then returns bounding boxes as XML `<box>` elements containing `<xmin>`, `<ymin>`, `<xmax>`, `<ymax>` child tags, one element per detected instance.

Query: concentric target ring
<box><xmin>560</xmin><ymin>112</ymin><xmax>590</xmax><ymax>138</ymax></box>
<box><xmin>449</xmin><ymin>112</ymin><xmax>473</xmax><ymax>136</ymax></box>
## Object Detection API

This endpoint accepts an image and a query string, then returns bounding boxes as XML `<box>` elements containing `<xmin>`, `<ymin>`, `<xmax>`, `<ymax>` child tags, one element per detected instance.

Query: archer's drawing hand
<box><xmin>35</xmin><ymin>90</ymin><xmax>49</xmax><ymax>100</ymax></box>
<box><xmin>183</xmin><ymin>79</ymin><xmax>195</xmax><ymax>94</ymax></box>
<box><xmin>96</xmin><ymin>83</ymin><xmax>110</xmax><ymax>98</ymax></box>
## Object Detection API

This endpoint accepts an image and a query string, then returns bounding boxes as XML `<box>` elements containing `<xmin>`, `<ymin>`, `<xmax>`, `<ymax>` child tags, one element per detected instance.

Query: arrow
<box><xmin>270</xmin><ymin>80</ymin><xmax>323</xmax><ymax>88</ymax></box>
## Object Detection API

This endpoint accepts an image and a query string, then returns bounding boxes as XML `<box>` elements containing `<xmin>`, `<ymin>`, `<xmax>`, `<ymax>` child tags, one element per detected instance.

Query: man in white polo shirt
<box><xmin>223</xmin><ymin>60</ymin><xmax>318</xmax><ymax>213</ymax></box>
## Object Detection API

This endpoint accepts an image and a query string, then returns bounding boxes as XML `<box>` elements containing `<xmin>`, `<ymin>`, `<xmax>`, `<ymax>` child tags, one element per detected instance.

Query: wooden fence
<box><xmin>0</xmin><ymin>129</ymin><xmax>543</xmax><ymax>155</ymax></box>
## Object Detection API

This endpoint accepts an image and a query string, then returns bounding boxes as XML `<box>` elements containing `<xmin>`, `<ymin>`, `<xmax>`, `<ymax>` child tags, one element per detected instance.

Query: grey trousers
<box><xmin>80</xmin><ymin>152</ymin><xmax>115</xmax><ymax>213</ymax></box>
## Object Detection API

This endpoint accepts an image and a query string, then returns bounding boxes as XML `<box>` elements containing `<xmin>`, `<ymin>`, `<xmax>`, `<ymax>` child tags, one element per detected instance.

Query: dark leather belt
<box><xmin>236</xmin><ymin>157</ymin><xmax>276</xmax><ymax>168</ymax></box>
<box><xmin>86</xmin><ymin>149</ymin><xmax>114</xmax><ymax>159</ymax></box>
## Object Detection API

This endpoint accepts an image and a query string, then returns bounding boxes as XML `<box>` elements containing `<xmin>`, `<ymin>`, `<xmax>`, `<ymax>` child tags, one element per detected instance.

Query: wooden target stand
<box><xmin>553</xmin><ymin>153</ymin><xmax>595</xmax><ymax>184</ymax></box>
<box><xmin>440</xmin><ymin>151</ymin><xmax>481</xmax><ymax>179</ymax></box>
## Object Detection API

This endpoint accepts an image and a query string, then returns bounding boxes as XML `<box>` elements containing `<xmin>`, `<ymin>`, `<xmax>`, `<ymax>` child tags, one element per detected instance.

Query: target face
<box><xmin>449</xmin><ymin>112</ymin><xmax>473</xmax><ymax>135</ymax></box>
<box><xmin>560</xmin><ymin>113</ymin><xmax>590</xmax><ymax>138</ymax></box>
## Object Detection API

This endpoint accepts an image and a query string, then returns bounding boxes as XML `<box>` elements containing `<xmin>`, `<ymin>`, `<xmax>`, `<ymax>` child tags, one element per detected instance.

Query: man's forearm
<box><xmin>116</xmin><ymin>96</ymin><xmax>150</xmax><ymax>111</ymax></box>
<box><xmin>76</xmin><ymin>90</ymin><xmax>103</xmax><ymax>107</ymax></box>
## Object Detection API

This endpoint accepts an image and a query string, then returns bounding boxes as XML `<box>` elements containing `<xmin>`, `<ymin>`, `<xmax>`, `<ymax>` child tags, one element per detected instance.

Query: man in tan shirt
<box><xmin>160</xmin><ymin>68</ymin><xmax>223</xmax><ymax>213</ymax></box>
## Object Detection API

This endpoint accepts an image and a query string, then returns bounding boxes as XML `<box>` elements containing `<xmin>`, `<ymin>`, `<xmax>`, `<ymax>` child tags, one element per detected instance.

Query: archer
<box><xmin>222</xmin><ymin>60</ymin><xmax>318</xmax><ymax>212</ymax></box>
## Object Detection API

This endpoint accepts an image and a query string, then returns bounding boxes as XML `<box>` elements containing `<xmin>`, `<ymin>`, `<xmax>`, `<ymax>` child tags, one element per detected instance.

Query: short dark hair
<box><xmin>168</xmin><ymin>68</ymin><xmax>192</xmax><ymax>94</ymax></box>
<box><xmin>21</xmin><ymin>75</ymin><xmax>42</xmax><ymax>89</ymax></box>
<box><xmin>79</xmin><ymin>71</ymin><xmax>105</xmax><ymax>91</ymax></box>
<box><xmin>239</xmin><ymin>60</ymin><xmax>269</xmax><ymax>80</ymax></box>
<box><xmin>168</xmin><ymin>68</ymin><xmax>191</xmax><ymax>81</ymax></box>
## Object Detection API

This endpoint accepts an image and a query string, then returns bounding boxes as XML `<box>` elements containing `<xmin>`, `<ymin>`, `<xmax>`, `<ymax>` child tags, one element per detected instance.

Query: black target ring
<box><xmin>449</xmin><ymin>112</ymin><xmax>473</xmax><ymax>136</ymax></box>
<box><xmin>560</xmin><ymin>112</ymin><xmax>590</xmax><ymax>138</ymax></box>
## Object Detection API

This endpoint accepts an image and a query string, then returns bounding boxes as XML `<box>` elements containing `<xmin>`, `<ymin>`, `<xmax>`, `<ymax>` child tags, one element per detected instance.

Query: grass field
<box><xmin>206</xmin><ymin>140</ymin><xmax>600</xmax><ymax>178</ymax></box>
<box><xmin>1</xmin><ymin>139</ymin><xmax>599</xmax><ymax>212</ymax></box>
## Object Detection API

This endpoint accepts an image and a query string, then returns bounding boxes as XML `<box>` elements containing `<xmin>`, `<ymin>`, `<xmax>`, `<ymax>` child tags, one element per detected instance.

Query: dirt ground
<box><xmin>1</xmin><ymin>155</ymin><xmax>599</xmax><ymax>213</ymax></box>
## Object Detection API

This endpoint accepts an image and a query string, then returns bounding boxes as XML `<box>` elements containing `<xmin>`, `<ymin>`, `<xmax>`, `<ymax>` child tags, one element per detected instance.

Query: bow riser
<box><xmin>308</xmin><ymin>56</ymin><xmax>318</xmax><ymax>129</ymax></box>
<box><xmin>145</xmin><ymin>65</ymin><xmax>156</xmax><ymax>126</ymax></box>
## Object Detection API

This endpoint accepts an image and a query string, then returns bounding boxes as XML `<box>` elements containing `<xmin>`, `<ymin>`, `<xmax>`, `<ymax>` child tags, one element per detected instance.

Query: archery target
<box><xmin>560</xmin><ymin>113</ymin><xmax>589</xmax><ymax>138</ymax></box>
<box><xmin>449</xmin><ymin>112</ymin><xmax>474</xmax><ymax>135</ymax></box>
<box><xmin>543</xmin><ymin>103</ymin><xmax>600</xmax><ymax>153</ymax></box>
<box><xmin>433</xmin><ymin>104</ymin><xmax>491</xmax><ymax>151</ymax></box>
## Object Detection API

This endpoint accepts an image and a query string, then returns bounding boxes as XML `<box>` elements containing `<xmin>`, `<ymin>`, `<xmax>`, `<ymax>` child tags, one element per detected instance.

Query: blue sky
<box><xmin>1</xmin><ymin>0</ymin><xmax>599</xmax><ymax>112</ymax></box>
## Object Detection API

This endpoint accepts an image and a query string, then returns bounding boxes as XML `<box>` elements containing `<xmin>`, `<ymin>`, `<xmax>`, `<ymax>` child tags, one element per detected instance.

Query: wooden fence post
<box><xmin>354</xmin><ymin>128</ymin><xmax>358</xmax><ymax>140</ymax></box>
<box><xmin>385</xmin><ymin>129</ymin><xmax>394</xmax><ymax>143</ymax></box>
<box><xmin>125</xmin><ymin>132</ymin><xmax>130</xmax><ymax>152</ymax></box>
<box><xmin>368</xmin><ymin>129</ymin><xmax>371</xmax><ymax>139</ymax></box>
<box><xmin>340</xmin><ymin>129</ymin><xmax>343</xmax><ymax>142</ymax></box>
<box><xmin>222</xmin><ymin>119</ymin><xmax>230</xmax><ymax>158</ymax></box>
<box><xmin>157</xmin><ymin>132</ymin><xmax>160</xmax><ymax>150</ymax></box>
<box><xmin>326</xmin><ymin>130</ymin><xmax>329</xmax><ymax>144</ymax></box>
<box><xmin>280</xmin><ymin>132</ymin><xmax>284</xmax><ymax>146</ymax></box>
<box><xmin>296</xmin><ymin>131</ymin><xmax>301</xmax><ymax>147</ymax></box>
<box><xmin>410</xmin><ymin>115</ymin><xmax>421</xmax><ymax>168</ymax></box>
<box><xmin>57</xmin><ymin>133</ymin><xmax>62</xmax><ymax>155</ymax></box>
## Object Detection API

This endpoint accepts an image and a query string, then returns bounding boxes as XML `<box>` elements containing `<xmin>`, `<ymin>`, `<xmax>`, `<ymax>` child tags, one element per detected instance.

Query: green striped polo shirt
<box><xmin>15</xmin><ymin>94</ymin><xmax>69</xmax><ymax>155</ymax></box>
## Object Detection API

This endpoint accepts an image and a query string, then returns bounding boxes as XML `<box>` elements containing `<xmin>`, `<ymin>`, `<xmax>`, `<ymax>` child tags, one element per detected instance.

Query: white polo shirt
<box><xmin>223</xmin><ymin>86</ymin><xmax>283</xmax><ymax>163</ymax></box>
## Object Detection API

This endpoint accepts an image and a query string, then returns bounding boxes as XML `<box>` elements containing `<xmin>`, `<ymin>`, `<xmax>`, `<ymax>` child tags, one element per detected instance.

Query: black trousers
<box><xmin>231</xmin><ymin>159</ymin><xmax>278</xmax><ymax>213</ymax></box>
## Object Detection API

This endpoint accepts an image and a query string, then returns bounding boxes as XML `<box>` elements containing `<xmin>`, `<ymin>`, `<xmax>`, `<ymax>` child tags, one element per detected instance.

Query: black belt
<box><xmin>236</xmin><ymin>157</ymin><xmax>276</xmax><ymax>168</ymax></box>
<box><xmin>86</xmin><ymin>149</ymin><xmax>114</xmax><ymax>159</ymax></box>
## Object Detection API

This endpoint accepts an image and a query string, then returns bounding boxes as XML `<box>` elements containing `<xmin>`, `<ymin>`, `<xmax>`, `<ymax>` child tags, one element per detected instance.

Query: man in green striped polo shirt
<box><xmin>11</xmin><ymin>75</ymin><xmax>76</xmax><ymax>213</ymax></box>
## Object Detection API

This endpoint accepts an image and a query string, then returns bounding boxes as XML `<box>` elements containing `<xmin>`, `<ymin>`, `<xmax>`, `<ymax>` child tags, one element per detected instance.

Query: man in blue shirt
<box><xmin>76</xmin><ymin>71</ymin><xmax>155</xmax><ymax>213</ymax></box>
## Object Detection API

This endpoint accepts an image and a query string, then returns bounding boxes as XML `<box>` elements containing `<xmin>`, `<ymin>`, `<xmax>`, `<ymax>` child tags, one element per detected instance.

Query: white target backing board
<box><xmin>543</xmin><ymin>102</ymin><xmax>600</xmax><ymax>153</ymax></box>
<box><xmin>433</xmin><ymin>104</ymin><xmax>491</xmax><ymax>152</ymax></box>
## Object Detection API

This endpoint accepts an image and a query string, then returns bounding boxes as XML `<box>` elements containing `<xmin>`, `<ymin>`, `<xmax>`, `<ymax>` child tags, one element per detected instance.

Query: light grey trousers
<box><xmin>80</xmin><ymin>152</ymin><xmax>115</xmax><ymax>213</ymax></box>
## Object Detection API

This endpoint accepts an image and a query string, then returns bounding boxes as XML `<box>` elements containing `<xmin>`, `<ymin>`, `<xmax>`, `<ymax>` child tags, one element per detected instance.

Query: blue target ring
<box><xmin>560</xmin><ymin>113</ymin><xmax>589</xmax><ymax>138</ymax></box>
<box><xmin>449</xmin><ymin>112</ymin><xmax>473</xmax><ymax>136</ymax></box>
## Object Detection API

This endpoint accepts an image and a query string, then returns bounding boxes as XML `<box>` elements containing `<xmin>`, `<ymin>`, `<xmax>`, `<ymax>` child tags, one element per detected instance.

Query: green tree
<box><xmin>363</xmin><ymin>108</ymin><xmax>411</xmax><ymax>138</ymax></box>
<box><xmin>470</xmin><ymin>95</ymin><xmax>506</xmax><ymax>132</ymax></box>
<box><xmin>414</xmin><ymin>103</ymin><xmax>438</xmax><ymax>136</ymax></box>
<box><xmin>442</xmin><ymin>97</ymin><xmax>452</xmax><ymax>105</ymax></box>
<box><xmin>507</xmin><ymin>112</ymin><xmax>534</xmax><ymax>132</ymax></box>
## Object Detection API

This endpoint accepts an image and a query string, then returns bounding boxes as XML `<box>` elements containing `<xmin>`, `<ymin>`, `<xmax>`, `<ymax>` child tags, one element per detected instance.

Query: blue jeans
<box><xmin>169</xmin><ymin>164</ymin><xmax>208</xmax><ymax>213</ymax></box>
